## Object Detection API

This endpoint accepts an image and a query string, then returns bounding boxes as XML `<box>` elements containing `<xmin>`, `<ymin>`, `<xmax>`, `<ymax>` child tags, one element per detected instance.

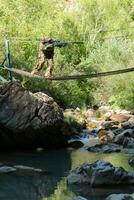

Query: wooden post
<box><xmin>5</xmin><ymin>40</ymin><xmax>12</xmax><ymax>80</ymax></box>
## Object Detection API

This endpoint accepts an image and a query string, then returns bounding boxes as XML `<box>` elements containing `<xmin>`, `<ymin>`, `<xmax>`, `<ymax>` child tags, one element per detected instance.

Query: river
<box><xmin>0</xmin><ymin>148</ymin><xmax>133</xmax><ymax>200</ymax></box>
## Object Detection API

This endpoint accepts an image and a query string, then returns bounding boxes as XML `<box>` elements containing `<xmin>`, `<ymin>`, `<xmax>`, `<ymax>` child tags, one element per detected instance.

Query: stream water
<box><xmin>0</xmin><ymin>148</ymin><xmax>133</xmax><ymax>200</ymax></box>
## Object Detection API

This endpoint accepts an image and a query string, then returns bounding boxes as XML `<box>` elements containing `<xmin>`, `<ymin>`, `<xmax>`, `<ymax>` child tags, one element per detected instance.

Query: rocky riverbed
<box><xmin>0</xmin><ymin>80</ymin><xmax>134</xmax><ymax>200</ymax></box>
<box><xmin>67</xmin><ymin>160</ymin><xmax>134</xmax><ymax>186</ymax></box>
<box><xmin>65</xmin><ymin>105</ymin><xmax>134</xmax><ymax>153</ymax></box>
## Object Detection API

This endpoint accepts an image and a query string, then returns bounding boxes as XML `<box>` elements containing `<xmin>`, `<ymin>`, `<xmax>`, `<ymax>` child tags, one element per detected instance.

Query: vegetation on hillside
<box><xmin>0</xmin><ymin>0</ymin><xmax>134</xmax><ymax>110</ymax></box>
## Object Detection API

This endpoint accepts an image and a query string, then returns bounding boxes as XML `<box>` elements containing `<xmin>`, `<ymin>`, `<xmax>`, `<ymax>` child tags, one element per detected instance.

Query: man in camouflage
<box><xmin>31</xmin><ymin>37</ymin><xmax>55</xmax><ymax>77</ymax></box>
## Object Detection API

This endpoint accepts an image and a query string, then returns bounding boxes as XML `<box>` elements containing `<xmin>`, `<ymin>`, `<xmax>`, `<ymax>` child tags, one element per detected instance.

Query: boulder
<box><xmin>128</xmin><ymin>116</ymin><xmax>134</xmax><ymax>124</ymax></box>
<box><xmin>123</xmin><ymin>138</ymin><xmax>134</xmax><ymax>149</ymax></box>
<box><xmin>0</xmin><ymin>164</ymin><xmax>46</xmax><ymax>175</ymax></box>
<box><xmin>101</xmin><ymin>121</ymin><xmax>119</xmax><ymax>129</ymax></box>
<box><xmin>105</xmin><ymin>194</ymin><xmax>134</xmax><ymax>200</ymax></box>
<box><xmin>0</xmin><ymin>81</ymin><xmax>68</xmax><ymax>149</ymax></box>
<box><xmin>129</xmin><ymin>157</ymin><xmax>134</xmax><ymax>167</ymax></box>
<box><xmin>0</xmin><ymin>166</ymin><xmax>16</xmax><ymax>173</ymax></box>
<box><xmin>121</xmin><ymin>121</ymin><xmax>134</xmax><ymax>129</ymax></box>
<box><xmin>13</xmin><ymin>165</ymin><xmax>46</xmax><ymax>176</ymax></box>
<box><xmin>72</xmin><ymin>196</ymin><xmax>88</xmax><ymax>200</ymax></box>
<box><xmin>110</xmin><ymin>113</ymin><xmax>130</xmax><ymax>123</ymax></box>
<box><xmin>67</xmin><ymin>160</ymin><xmax>134</xmax><ymax>186</ymax></box>
<box><xmin>113</xmin><ymin>128</ymin><xmax>124</xmax><ymax>135</ymax></box>
<box><xmin>68</xmin><ymin>140</ymin><xmax>84</xmax><ymax>148</ymax></box>
<box><xmin>114</xmin><ymin>129</ymin><xmax>134</xmax><ymax>145</ymax></box>
<box><xmin>83</xmin><ymin>109</ymin><xmax>97</xmax><ymax>118</ymax></box>
<box><xmin>98</xmin><ymin>129</ymin><xmax>115</xmax><ymax>143</ymax></box>
<box><xmin>87</xmin><ymin>143</ymin><xmax>121</xmax><ymax>153</ymax></box>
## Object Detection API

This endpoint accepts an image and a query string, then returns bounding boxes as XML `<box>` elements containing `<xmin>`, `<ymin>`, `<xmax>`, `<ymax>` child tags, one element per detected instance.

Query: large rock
<box><xmin>72</xmin><ymin>196</ymin><xmax>88</xmax><ymax>200</ymax></box>
<box><xmin>123</xmin><ymin>138</ymin><xmax>134</xmax><ymax>149</ymax></box>
<box><xmin>0</xmin><ymin>166</ymin><xmax>17</xmax><ymax>173</ymax></box>
<box><xmin>129</xmin><ymin>157</ymin><xmax>134</xmax><ymax>167</ymax></box>
<box><xmin>121</xmin><ymin>121</ymin><xmax>134</xmax><ymax>129</ymax></box>
<box><xmin>0</xmin><ymin>81</ymin><xmax>68</xmax><ymax>149</ymax></box>
<box><xmin>128</xmin><ymin>116</ymin><xmax>134</xmax><ymax>125</ymax></box>
<box><xmin>105</xmin><ymin>194</ymin><xmax>134</xmax><ymax>200</ymax></box>
<box><xmin>110</xmin><ymin>113</ymin><xmax>130</xmax><ymax>123</ymax></box>
<box><xmin>87</xmin><ymin>143</ymin><xmax>121</xmax><ymax>153</ymax></box>
<box><xmin>67</xmin><ymin>160</ymin><xmax>134</xmax><ymax>186</ymax></box>
<box><xmin>98</xmin><ymin>129</ymin><xmax>115</xmax><ymax>143</ymax></box>
<box><xmin>101</xmin><ymin>121</ymin><xmax>119</xmax><ymax>129</ymax></box>
<box><xmin>114</xmin><ymin>129</ymin><xmax>134</xmax><ymax>145</ymax></box>
<box><xmin>0</xmin><ymin>164</ymin><xmax>46</xmax><ymax>175</ymax></box>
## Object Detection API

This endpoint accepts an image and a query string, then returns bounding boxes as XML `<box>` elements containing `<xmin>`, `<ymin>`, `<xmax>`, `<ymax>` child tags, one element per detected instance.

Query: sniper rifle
<box><xmin>44</xmin><ymin>41</ymin><xmax>84</xmax><ymax>49</ymax></box>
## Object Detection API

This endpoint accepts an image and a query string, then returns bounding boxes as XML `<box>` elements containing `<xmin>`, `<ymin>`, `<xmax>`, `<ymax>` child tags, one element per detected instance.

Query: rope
<box><xmin>2</xmin><ymin>66</ymin><xmax>134</xmax><ymax>81</ymax></box>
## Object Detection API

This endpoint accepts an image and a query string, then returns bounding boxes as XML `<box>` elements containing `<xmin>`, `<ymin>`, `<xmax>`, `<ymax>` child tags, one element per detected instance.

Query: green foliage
<box><xmin>108</xmin><ymin>75</ymin><xmax>134</xmax><ymax>111</ymax></box>
<box><xmin>0</xmin><ymin>0</ymin><xmax>134</xmax><ymax>110</ymax></box>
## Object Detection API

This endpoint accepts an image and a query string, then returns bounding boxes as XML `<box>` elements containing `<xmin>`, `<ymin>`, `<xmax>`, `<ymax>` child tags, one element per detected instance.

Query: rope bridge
<box><xmin>0</xmin><ymin>39</ymin><xmax>134</xmax><ymax>81</ymax></box>
<box><xmin>3</xmin><ymin>66</ymin><xmax>134</xmax><ymax>81</ymax></box>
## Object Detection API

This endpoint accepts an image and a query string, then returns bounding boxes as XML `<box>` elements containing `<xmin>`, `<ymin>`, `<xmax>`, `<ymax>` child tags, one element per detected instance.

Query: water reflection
<box><xmin>0</xmin><ymin>149</ymin><xmax>133</xmax><ymax>200</ymax></box>
<box><xmin>68</xmin><ymin>185</ymin><xmax>134</xmax><ymax>200</ymax></box>
<box><xmin>43</xmin><ymin>149</ymin><xmax>134</xmax><ymax>200</ymax></box>
<box><xmin>67</xmin><ymin>150</ymin><xmax>134</xmax><ymax>200</ymax></box>
<box><xmin>0</xmin><ymin>174</ymin><xmax>58</xmax><ymax>200</ymax></box>
<box><xmin>0</xmin><ymin>149</ymin><xmax>71</xmax><ymax>200</ymax></box>
<box><xmin>43</xmin><ymin>177</ymin><xmax>74</xmax><ymax>200</ymax></box>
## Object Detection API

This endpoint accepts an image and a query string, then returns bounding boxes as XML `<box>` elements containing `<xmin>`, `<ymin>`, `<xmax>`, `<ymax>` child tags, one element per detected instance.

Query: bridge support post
<box><xmin>5</xmin><ymin>40</ymin><xmax>13</xmax><ymax>81</ymax></box>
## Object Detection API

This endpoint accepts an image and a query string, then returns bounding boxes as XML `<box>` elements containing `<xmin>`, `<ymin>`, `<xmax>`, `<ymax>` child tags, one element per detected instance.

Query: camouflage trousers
<box><xmin>34</xmin><ymin>51</ymin><xmax>54</xmax><ymax>77</ymax></box>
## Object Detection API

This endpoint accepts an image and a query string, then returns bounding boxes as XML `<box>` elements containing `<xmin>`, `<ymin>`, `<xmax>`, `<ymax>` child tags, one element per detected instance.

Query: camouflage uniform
<box><xmin>31</xmin><ymin>37</ymin><xmax>55</xmax><ymax>77</ymax></box>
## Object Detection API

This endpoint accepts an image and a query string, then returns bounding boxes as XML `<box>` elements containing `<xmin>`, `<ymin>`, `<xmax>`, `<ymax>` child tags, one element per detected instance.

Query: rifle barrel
<box><xmin>64</xmin><ymin>41</ymin><xmax>84</xmax><ymax>43</ymax></box>
<box><xmin>45</xmin><ymin>41</ymin><xmax>84</xmax><ymax>48</ymax></box>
